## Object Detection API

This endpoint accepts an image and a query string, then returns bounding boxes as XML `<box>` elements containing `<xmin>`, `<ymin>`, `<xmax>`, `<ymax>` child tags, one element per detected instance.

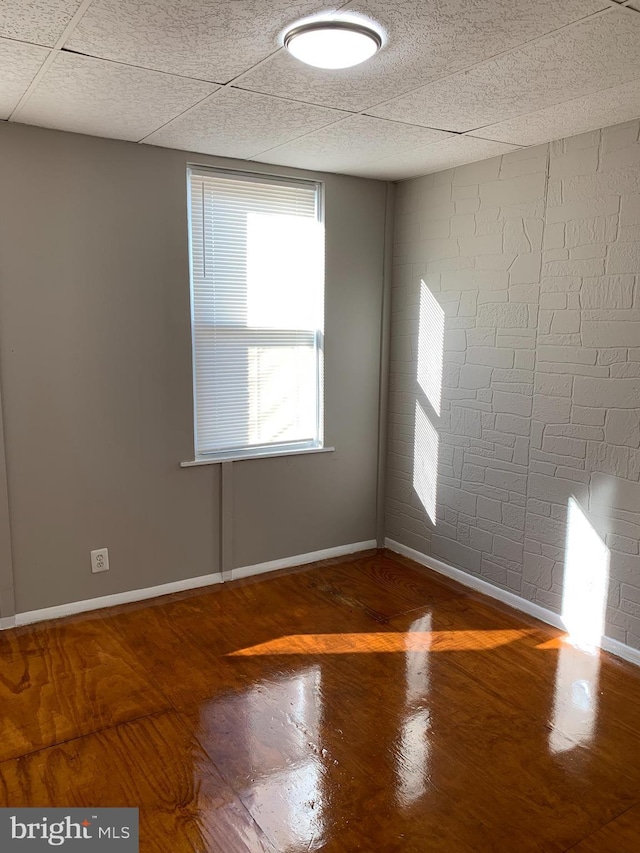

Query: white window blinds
<box><xmin>188</xmin><ymin>167</ymin><xmax>325</xmax><ymax>459</ymax></box>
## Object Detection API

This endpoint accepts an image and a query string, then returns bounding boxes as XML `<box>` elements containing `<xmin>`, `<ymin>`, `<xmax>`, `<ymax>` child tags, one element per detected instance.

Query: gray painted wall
<box><xmin>387</xmin><ymin>120</ymin><xmax>640</xmax><ymax>652</ymax></box>
<box><xmin>0</xmin><ymin>121</ymin><xmax>386</xmax><ymax>614</ymax></box>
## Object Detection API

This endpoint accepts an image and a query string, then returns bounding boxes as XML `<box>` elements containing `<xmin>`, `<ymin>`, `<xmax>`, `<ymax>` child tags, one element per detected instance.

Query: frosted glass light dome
<box><xmin>284</xmin><ymin>21</ymin><xmax>382</xmax><ymax>70</ymax></box>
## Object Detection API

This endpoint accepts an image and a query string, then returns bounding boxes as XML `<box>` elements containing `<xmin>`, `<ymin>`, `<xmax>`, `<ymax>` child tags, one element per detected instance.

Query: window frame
<box><xmin>183</xmin><ymin>164</ymin><xmax>329</xmax><ymax>466</ymax></box>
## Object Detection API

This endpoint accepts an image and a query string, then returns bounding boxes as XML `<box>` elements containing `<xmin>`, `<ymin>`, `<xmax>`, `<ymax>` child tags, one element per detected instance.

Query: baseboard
<box><xmin>600</xmin><ymin>635</ymin><xmax>640</xmax><ymax>668</ymax></box>
<box><xmin>231</xmin><ymin>540</ymin><xmax>377</xmax><ymax>581</ymax></box>
<box><xmin>10</xmin><ymin>572</ymin><xmax>224</xmax><ymax>629</ymax></box>
<box><xmin>3</xmin><ymin>540</ymin><xmax>377</xmax><ymax>630</ymax></box>
<box><xmin>385</xmin><ymin>538</ymin><xmax>640</xmax><ymax>669</ymax></box>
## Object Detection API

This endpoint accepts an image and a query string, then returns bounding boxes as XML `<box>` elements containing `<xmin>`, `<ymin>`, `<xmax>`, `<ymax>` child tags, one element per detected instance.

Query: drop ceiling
<box><xmin>2</xmin><ymin>0</ymin><xmax>640</xmax><ymax>180</ymax></box>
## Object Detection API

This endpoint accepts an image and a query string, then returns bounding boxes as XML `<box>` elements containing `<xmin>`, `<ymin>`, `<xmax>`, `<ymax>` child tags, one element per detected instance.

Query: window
<box><xmin>187</xmin><ymin>167</ymin><xmax>325</xmax><ymax>461</ymax></box>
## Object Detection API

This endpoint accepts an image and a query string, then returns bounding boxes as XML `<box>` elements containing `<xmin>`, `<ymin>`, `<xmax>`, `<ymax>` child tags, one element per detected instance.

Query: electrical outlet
<box><xmin>91</xmin><ymin>548</ymin><xmax>109</xmax><ymax>574</ymax></box>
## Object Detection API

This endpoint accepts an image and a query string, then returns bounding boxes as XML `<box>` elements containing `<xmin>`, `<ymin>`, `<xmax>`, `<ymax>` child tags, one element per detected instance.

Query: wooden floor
<box><xmin>1</xmin><ymin>550</ymin><xmax>640</xmax><ymax>852</ymax></box>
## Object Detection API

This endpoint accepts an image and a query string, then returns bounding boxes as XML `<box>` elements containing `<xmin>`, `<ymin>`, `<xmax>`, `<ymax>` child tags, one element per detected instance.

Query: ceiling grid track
<box><xmin>235</xmin><ymin>4</ymin><xmax>616</xmax><ymax>122</ymax></box>
<box><xmin>137</xmin><ymin>0</ymin><xmax>358</xmax><ymax>144</ymax></box>
<box><xmin>2</xmin><ymin>0</ymin><xmax>640</xmax><ymax>179</ymax></box>
<box><xmin>9</xmin><ymin>0</ymin><xmax>96</xmax><ymax>121</ymax></box>
<box><xmin>242</xmin><ymin>4</ymin><xmax>621</xmax><ymax>163</ymax></box>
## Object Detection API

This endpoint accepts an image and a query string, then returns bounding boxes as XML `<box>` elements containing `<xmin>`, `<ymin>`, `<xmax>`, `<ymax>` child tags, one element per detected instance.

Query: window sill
<box><xmin>180</xmin><ymin>446</ymin><xmax>335</xmax><ymax>467</ymax></box>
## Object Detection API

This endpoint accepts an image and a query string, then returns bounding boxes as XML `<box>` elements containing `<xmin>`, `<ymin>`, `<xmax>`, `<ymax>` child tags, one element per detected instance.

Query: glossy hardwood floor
<box><xmin>1</xmin><ymin>549</ymin><xmax>640</xmax><ymax>852</ymax></box>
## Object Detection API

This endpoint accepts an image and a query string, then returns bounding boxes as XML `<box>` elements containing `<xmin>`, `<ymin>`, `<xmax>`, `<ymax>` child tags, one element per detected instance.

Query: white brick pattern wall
<box><xmin>387</xmin><ymin>120</ymin><xmax>640</xmax><ymax>651</ymax></box>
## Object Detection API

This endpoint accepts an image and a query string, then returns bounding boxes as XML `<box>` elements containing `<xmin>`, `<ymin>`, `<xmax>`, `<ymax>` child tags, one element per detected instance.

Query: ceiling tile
<box><xmin>469</xmin><ymin>79</ymin><xmax>640</xmax><ymax>147</ymax></box>
<box><xmin>254</xmin><ymin>115</ymin><xmax>453</xmax><ymax>173</ymax></box>
<box><xmin>144</xmin><ymin>88</ymin><xmax>344</xmax><ymax>159</ymax></box>
<box><xmin>345</xmin><ymin>136</ymin><xmax>522</xmax><ymax>181</ymax></box>
<box><xmin>234</xmin><ymin>0</ymin><xmax>606</xmax><ymax>112</ymax></box>
<box><xmin>66</xmin><ymin>0</ymin><xmax>340</xmax><ymax>83</ymax></box>
<box><xmin>16</xmin><ymin>52</ymin><xmax>217</xmax><ymax>141</ymax></box>
<box><xmin>0</xmin><ymin>39</ymin><xmax>49</xmax><ymax>120</ymax></box>
<box><xmin>0</xmin><ymin>0</ymin><xmax>83</xmax><ymax>47</ymax></box>
<box><xmin>368</xmin><ymin>12</ymin><xmax>640</xmax><ymax>132</ymax></box>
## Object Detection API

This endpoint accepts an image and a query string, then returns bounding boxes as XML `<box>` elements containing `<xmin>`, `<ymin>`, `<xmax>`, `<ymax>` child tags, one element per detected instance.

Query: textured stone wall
<box><xmin>387</xmin><ymin>119</ymin><xmax>640</xmax><ymax>651</ymax></box>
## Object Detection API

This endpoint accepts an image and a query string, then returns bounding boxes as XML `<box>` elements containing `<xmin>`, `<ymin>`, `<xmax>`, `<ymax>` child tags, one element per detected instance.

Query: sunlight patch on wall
<box><xmin>413</xmin><ymin>400</ymin><xmax>439</xmax><ymax>525</ymax></box>
<box><xmin>417</xmin><ymin>280</ymin><xmax>444</xmax><ymax>417</ymax></box>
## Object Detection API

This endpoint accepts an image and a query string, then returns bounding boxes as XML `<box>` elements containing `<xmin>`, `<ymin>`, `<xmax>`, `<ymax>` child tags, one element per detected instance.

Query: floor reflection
<box><xmin>197</xmin><ymin>666</ymin><xmax>325</xmax><ymax>852</ymax></box>
<box><xmin>562</xmin><ymin>497</ymin><xmax>609</xmax><ymax>651</ymax></box>
<box><xmin>397</xmin><ymin>613</ymin><xmax>432</xmax><ymax>807</ymax></box>
<box><xmin>549</xmin><ymin>643</ymin><xmax>600</xmax><ymax>754</ymax></box>
<box><xmin>549</xmin><ymin>497</ymin><xmax>609</xmax><ymax>754</ymax></box>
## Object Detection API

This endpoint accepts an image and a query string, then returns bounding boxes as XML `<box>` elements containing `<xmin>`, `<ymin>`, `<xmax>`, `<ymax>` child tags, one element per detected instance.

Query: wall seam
<box><xmin>521</xmin><ymin>142</ymin><xmax>552</xmax><ymax>606</ymax></box>
<box><xmin>0</xmin><ymin>366</ymin><xmax>16</xmax><ymax>619</ymax></box>
<box><xmin>376</xmin><ymin>181</ymin><xmax>395</xmax><ymax>547</ymax></box>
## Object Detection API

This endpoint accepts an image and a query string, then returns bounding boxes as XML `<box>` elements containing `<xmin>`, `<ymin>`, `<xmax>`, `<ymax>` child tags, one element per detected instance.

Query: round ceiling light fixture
<box><xmin>284</xmin><ymin>20</ymin><xmax>382</xmax><ymax>70</ymax></box>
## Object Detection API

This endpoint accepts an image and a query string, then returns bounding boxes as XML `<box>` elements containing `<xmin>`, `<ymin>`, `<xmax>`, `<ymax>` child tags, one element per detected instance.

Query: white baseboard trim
<box><xmin>2</xmin><ymin>540</ymin><xmax>377</xmax><ymax>630</ymax></box>
<box><xmin>385</xmin><ymin>538</ymin><xmax>640</xmax><ymax>669</ymax></box>
<box><xmin>600</xmin><ymin>635</ymin><xmax>640</xmax><ymax>668</ymax></box>
<box><xmin>10</xmin><ymin>572</ymin><xmax>224</xmax><ymax>629</ymax></box>
<box><xmin>231</xmin><ymin>540</ymin><xmax>377</xmax><ymax>581</ymax></box>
